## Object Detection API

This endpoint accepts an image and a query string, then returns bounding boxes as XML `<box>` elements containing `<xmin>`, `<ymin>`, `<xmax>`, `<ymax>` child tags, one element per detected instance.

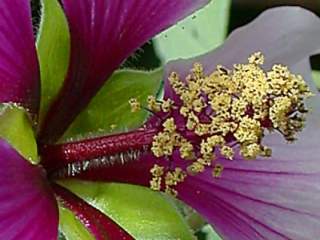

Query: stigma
<box><xmin>130</xmin><ymin>52</ymin><xmax>312</xmax><ymax>196</ymax></box>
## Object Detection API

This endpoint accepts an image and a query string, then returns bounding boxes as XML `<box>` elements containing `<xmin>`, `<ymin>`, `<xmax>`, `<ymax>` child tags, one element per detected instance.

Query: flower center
<box><xmin>130</xmin><ymin>52</ymin><xmax>313</xmax><ymax>196</ymax></box>
<box><xmin>43</xmin><ymin>52</ymin><xmax>313</xmax><ymax>198</ymax></box>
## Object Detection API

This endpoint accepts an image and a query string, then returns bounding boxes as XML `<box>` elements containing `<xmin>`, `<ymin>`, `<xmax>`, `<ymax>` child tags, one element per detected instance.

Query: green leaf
<box><xmin>59</xmin><ymin>206</ymin><xmax>95</xmax><ymax>240</ymax></box>
<box><xmin>153</xmin><ymin>0</ymin><xmax>231</xmax><ymax>63</ymax></box>
<box><xmin>312</xmin><ymin>71</ymin><xmax>320</xmax><ymax>90</ymax></box>
<box><xmin>0</xmin><ymin>105</ymin><xmax>38</xmax><ymax>164</ymax></box>
<box><xmin>37</xmin><ymin>0</ymin><xmax>70</xmax><ymax>123</ymax></box>
<box><xmin>62</xmin><ymin>69</ymin><xmax>163</xmax><ymax>141</ymax></box>
<box><xmin>59</xmin><ymin>181</ymin><xmax>195</xmax><ymax>240</ymax></box>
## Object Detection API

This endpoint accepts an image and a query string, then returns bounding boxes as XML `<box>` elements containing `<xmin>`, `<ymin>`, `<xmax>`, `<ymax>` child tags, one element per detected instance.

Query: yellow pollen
<box><xmin>164</xmin><ymin>168</ymin><xmax>187</xmax><ymax>196</ymax></box>
<box><xmin>234</xmin><ymin>117</ymin><xmax>262</xmax><ymax>143</ymax></box>
<box><xmin>248</xmin><ymin>51</ymin><xmax>265</xmax><ymax>65</ymax></box>
<box><xmin>179</xmin><ymin>141</ymin><xmax>194</xmax><ymax>160</ymax></box>
<box><xmin>240</xmin><ymin>143</ymin><xmax>262</xmax><ymax>159</ymax></box>
<box><xmin>195</xmin><ymin>123</ymin><xmax>211</xmax><ymax>136</ymax></box>
<box><xmin>200</xmin><ymin>140</ymin><xmax>214</xmax><ymax>156</ymax></box>
<box><xmin>198</xmin><ymin>156</ymin><xmax>214</xmax><ymax>166</ymax></box>
<box><xmin>186</xmin><ymin>112</ymin><xmax>199</xmax><ymax>130</ymax></box>
<box><xmin>162</xmin><ymin>118</ymin><xmax>176</xmax><ymax>133</ymax></box>
<box><xmin>192</xmin><ymin>62</ymin><xmax>205</xmax><ymax>79</ymax></box>
<box><xmin>169</xmin><ymin>72</ymin><xmax>185</xmax><ymax>95</ymax></box>
<box><xmin>270</xmin><ymin>97</ymin><xmax>292</xmax><ymax>129</ymax></box>
<box><xmin>193</xmin><ymin>97</ymin><xmax>207</xmax><ymax>113</ymax></box>
<box><xmin>161</xmin><ymin>98</ymin><xmax>175</xmax><ymax>112</ymax></box>
<box><xmin>209</xmin><ymin>93</ymin><xmax>232</xmax><ymax>114</ymax></box>
<box><xmin>231</xmin><ymin>98</ymin><xmax>247</xmax><ymax>121</ymax></box>
<box><xmin>150</xmin><ymin>164</ymin><xmax>164</xmax><ymax>191</ymax></box>
<box><xmin>147</xmin><ymin>95</ymin><xmax>161</xmax><ymax>112</ymax></box>
<box><xmin>207</xmin><ymin>135</ymin><xmax>225</xmax><ymax>146</ymax></box>
<box><xmin>187</xmin><ymin>161</ymin><xmax>205</xmax><ymax>175</ymax></box>
<box><xmin>261</xmin><ymin>146</ymin><xmax>272</xmax><ymax>157</ymax></box>
<box><xmin>220</xmin><ymin>145</ymin><xmax>234</xmax><ymax>160</ymax></box>
<box><xmin>179</xmin><ymin>106</ymin><xmax>190</xmax><ymax>117</ymax></box>
<box><xmin>213</xmin><ymin>164</ymin><xmax>224</xmax><ymax>178</ymax></box>
<box><xmin>151</xmin><ymin>132</ymin><xmax>174</xmax><ymax>157</ymax></box>
<box><xmin>171</xmin><ymin>133</ymin><xmax>183</xmax><ymax>146</ymax></box>
<box><xmin>145</xmin><ymin>52</ymin><xmax>312</xmax><ymax>196</ymax></box>
<box><xmin>129</xmin><ymin>98</ymin><xmax>141</xmax><ymax>112</ymax></box>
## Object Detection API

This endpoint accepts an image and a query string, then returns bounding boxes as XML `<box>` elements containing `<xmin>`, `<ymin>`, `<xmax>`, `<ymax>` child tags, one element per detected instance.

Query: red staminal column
<box><xmin>41</xmin><ymin>129</ymin><xmax>157</xmax><ymax>173</ymax></box>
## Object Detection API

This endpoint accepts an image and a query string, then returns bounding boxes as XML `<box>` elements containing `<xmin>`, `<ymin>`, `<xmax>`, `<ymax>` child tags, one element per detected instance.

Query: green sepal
<box><xmin>153</xmin><ymin>0</ymin><xmax>231</xmax><ymax>63</ymax></box>
<box><xmin>0</xmin><ymin>104</ymin><xmax>38</xmax><ymax>164</ymax></box>
<box><xmin>37</xmin><ymin>0</ymin><xmax>71</xmax><ymax>124</ymax></box>
<box><xmin>59</xmin><ymin>180</ymin><xmax>195</xmax><ymax>240</ymax></box>
<box><xmin>61</xmin><ymin>69</ymin><xmax>163</xmax><ymax>142</ymax></box>
<box><xmin>59</xmin><ymin>206</ymin><xmax>95</xmax><ymax>240</ymax></box>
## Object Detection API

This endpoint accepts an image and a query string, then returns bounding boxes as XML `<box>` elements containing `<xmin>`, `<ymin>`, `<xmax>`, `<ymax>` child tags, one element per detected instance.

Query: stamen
<box><xmin>164</xmin><ymin>168</ymin><xmax>187</xmax><ymax>196</ymax></box>
<box><xmin>161</xmin><ymin>99</ymin><xmax>175</xmax><ymax>112</ymax></box>
<box><xmin>147</xmin><ymin>96</ymin><xmax>161</xmax><ymax>112</ymax></box>
<box><xmin>132</xmin><ymin>52</ymin><xmax>313</xmax><ymax>196</ymax></box>
<box><xmin>128</xmin><ymin>98</ymin><xmax>141</xmax><ymax>112</ymax></box>
<box><xmin>150</xmin><ymin>164</ymin><xmax>164</xmax><ymax>191</ymax></box>
<box><xmin>213</xmin><ymin>164</ymin><xmax>224</xmax><ymax>178</ymax></box>
<box><xmin>220</xmin><ymin>146</ymin><xmax>234</xmax><ymax>160</ymax></box>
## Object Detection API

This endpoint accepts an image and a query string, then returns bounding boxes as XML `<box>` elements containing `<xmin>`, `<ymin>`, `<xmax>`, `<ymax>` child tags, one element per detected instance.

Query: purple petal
<box><xmin>178</xmin><ymin>154</ymin><xmax>320</xmax><ymax>240</ymax></box>
<box><xmin>0</xmin><ymin>1</ymin><xmax>40</xmax><ymax>115</ymax></box>
<box><xmin>164</xmin><ymin>6</ymin><xmax>320</xmax><ymax>100</ymax></box>
<box><xmin>39</xmin><ymin>0</ymin><xmax>209</xmax><ymax>143</ymax></box>
<box><xmin>0</xmin><ymin>140</ymin><xmax>58</xmax><ymax>240</ymax></box>
<box><xmin>178</xmin><ymin>64</ymin><xmax>320</xmax><ymax>240</ymax></box>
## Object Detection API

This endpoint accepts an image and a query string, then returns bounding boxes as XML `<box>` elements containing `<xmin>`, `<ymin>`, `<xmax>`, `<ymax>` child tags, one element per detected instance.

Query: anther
<box><xmin>131</xmin><ymin>52</ymin><xmax>312</xmax><ymax>196</ymax></box>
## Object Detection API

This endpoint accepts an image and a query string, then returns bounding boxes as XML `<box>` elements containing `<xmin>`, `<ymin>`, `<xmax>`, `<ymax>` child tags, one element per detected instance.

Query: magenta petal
<box><xmin>0</xmin><ymin>1</ymin><xmax>40</xmax><ymax>114</ymax></box>
<box><xmin>164</xmin><ymin>6</ymin><xmax>320</xmax><ymax>100</ymax></box>
<box><xmin>39</xmin><ymin>0</ymin><xmax>209</xmax><ymax>143</ymax></box>
<box><xmin>0</xmin><ymin>140</ymin><xmax>58</xmax><ymax>240</ymax></box>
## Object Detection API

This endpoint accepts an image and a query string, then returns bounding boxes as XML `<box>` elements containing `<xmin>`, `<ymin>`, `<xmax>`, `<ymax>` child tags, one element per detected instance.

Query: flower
<box><xmin>58</xmin><ymin>7</ymin><xmax>320</xmax><ymax>240</ymax></box>
<box><xmin>0</xmin><ymin>0</ymin><xmax>209</xmax><ymax>239</ymax></box>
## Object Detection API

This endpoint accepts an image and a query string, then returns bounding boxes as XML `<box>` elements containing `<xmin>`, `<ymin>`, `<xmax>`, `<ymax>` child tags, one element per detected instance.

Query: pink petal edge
<box><xmin>0</xmin><ymin>0</ymin><xmax>40</xmax><ymax>115</ymax></box>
